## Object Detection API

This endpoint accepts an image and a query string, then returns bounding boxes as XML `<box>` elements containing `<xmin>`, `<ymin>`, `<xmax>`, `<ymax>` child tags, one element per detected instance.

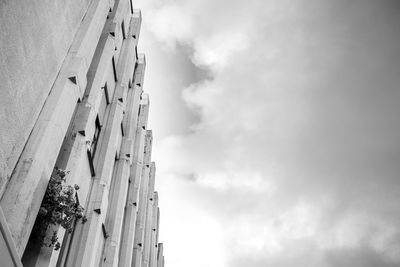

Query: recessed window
<box><xmin>112</xmin><ymin>57</ymin><xmax>117</xmax><ymax>82</ymax></box>
<box><xmin>91</xmin><ymin>116</ymin><xmax>101</xmax><ymax>158</ymax></box>
<box><xmin>102</xmin><ymin>82</ymin><xmax>110</xmax><ymax>104</ymax></box>
<box><xmin>132</xmin><ymin>62</ymin><xmax>138</xmax><ymax>84</ymax></box>
<box><xmin>121</xmin><ymin>21</ymin><xmax>126</xmax><ymax>40</ymax></box>
<box><xmin>130</xmin><ymin>0</ymin><xmax>133</xmax><ymax>14</ymax></box>
<box><xmin>121</xmin><ymin>122</ymin><xmax>125</xmax><ymax>137</ymax></box>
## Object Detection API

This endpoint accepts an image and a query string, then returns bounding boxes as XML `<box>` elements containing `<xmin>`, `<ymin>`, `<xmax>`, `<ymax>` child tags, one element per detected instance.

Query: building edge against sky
<box><xmin>0</xmin><ymin>0</ymin><xmax>164</xmax><ymax>266</ymax></box>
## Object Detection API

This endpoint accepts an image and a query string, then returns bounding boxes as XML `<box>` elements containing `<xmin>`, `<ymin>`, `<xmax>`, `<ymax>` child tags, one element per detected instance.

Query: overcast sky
<box><xmin>135</xmin><ymin>0</ymin><xmax>400</xmax><ymax>266</ymax></box>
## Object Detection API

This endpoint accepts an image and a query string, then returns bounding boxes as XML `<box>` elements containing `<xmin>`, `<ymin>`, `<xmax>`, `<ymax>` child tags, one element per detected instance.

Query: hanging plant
<box><xmin>36</xmin><ymin>168</ymin><xmax>85</xmax><ymax>250</ymax></box>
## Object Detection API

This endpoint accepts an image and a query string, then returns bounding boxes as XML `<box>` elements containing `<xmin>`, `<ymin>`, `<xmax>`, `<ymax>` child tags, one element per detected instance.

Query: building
<box><xmin>0</xmin><ymin>0</ymin><xmax>164</xmax><ymax>266</ymax></box>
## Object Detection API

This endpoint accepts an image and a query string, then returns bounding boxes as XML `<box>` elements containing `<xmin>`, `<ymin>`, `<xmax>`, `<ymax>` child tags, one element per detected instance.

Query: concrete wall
<box><xmin>0</xmin><ymin>0</ymin><xmax>91</xmax><ymax>189</ymax></box>
<box><xmin>0</xmin><ymin>0</ymin><xmax>164</xmax><ymax>265</ymax></box>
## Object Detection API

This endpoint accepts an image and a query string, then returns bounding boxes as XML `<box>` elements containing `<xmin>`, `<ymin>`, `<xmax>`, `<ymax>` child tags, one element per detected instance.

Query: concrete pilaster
<box><xmin>129</xmin><ymin>10</ymin><xmax>142</xmax><ymax>42</ymax></box>
<box><xmin>65</xmin><ymin>9</ymin><xmax>139</xmax><ymax>265</ymax></box>
<box><xmin>132</xmin><ymin>131</ymin><xmax>152</xmax><ymax>267</ymax></box>
<box><xmin>149</xmin><ymin>193</ymin><xmax>159</xmax><ymax>267</ymax></box>
<box><xmin>142</xmin><ymin>163</ymin><xmax>156</xmax><ymax>267</ymax></box>
<box><xmin>123</xmin><ymin>86</ymin><xmax>143</xmax><ymax>148</ymax></box>
<box><xmin>133</xmin><ymin>55</ymin><xmax>146</xmax><ymax>88</ymax></box>
<box><xmin>119</xmin><ymin>87</ymin><xmax>148</xmax><ymax>266</ymax></box>
<box><xmin>66</xmin><ymin>99</ymin><xmax>124</xmax><ymax>267</ymax></box>
<box><xmin>101</xmin><ymin>138</ymin><xmax>131</xmax><ymax>266</ymax></box>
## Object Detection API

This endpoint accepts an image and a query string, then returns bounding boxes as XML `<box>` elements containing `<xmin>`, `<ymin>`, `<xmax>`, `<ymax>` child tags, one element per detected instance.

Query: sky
<box><xmin>135</xmin><ymin>0</ymin><xmax>400</xmax><ymax>266</ymax></box>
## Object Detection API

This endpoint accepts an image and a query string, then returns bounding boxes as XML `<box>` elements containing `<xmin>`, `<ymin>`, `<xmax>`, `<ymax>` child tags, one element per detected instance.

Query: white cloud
<box><xmin>137</xmin><ymin>0</ymin><xmax>400</xmax><ymax>266</ymax></box>
<box><xmin>146</xmin><ymin>4</ymin><xmax>194</xmax><ymax>48</ymax></box>
<box><xmin>192</xmin><ymin>32</ymin><xmax>249</xmax><ymax>69</ymax></box>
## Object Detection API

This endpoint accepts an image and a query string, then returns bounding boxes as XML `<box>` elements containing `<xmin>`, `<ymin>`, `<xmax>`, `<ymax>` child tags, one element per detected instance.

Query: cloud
<box><xmin>137</xmin><ymin>0</ymin><xmax>400</xmax><ymax>266</ymax></box>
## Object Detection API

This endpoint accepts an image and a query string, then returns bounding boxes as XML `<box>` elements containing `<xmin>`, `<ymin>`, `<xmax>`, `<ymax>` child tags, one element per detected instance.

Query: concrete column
<box><xmin>101</xmin><ymin>44</ymin><xmax>143</xmax><ymax>264</ymax></box>
<box><xmin>101</xmin><ymin>138</ymin><xmax>131</xmax><ymax>267</ymax></box>
<box><xmin>0</xmin><ymin>78</ymin><xmax>80</xmax><ymax>256</ymax></box>
<box><xmin>129</xmin><ymin>10</ymin><xmax>142</xmax><ymax>43</ymax></box>
<box><xmin>66</xmin><ymin>99</ymin><xmax>124</xmax><ymax>267</ymax></box>
<box><xmin>149</xmin><ymin>193</ymin><xmax>159</xmax><ymax>267</ymax></box>
<box><xmin>27</xmin><ymin>107</ymin><xmax>94</xmax><ymax>267</ymax></box>
<box><xmin>0</xmin><ymin>207</ymin><xmax>23</xmax><ymax>267</ymax></box>
<box><xmin>82</xmin><ymin>33</ymin><xmax>115</xmax><ymax>126</ymax></box>
<box><xmin>142</xmin><ymin>163</ymin><xmax>156</xmax><ymax>267</ymax></box>
<box><xmin>38</xmin><ymin>26</ymin><xmax>116</xmax><ymax>265</ymax></box>
<box><xmin>107</xmin><ymin>0</ymin><xmax>131</xmax><ymax>63</ymax></box>
<box><xmin>119</xmin><ymin>90</ymin><xmax>148</xmax><ymax>266</ymax></box>
<box><xmin>118</xmin><ymin>152</ymin><xmax>142</xmax><ymax>266</ymax></box>
<box><xmin>132</xmin><ymin>131</ymin><xmax>152</xmax><ymax>267</ymax></box>
<box><xmin>123</xmin><ymin>86</ymin><xmax>143</xmax><ymax>146</ymax></box>
<box><xmin>66</xmin><ymin>17</ymin><xmax>139</xmax><ymax>266</ymax></box>
<box><xmin>115</xmin><ymin>37</ymin><xmax>136</xmax><ymax>92</ymax></box>
<box><xmin>133</xmin><ymin>54</ymin><xmax>146</xmax><ymax>88</ymax></box>
<box><xmin>0</xmin><ymin>0</ymin><xmax>110</xmax><ymax>256</ymax></box>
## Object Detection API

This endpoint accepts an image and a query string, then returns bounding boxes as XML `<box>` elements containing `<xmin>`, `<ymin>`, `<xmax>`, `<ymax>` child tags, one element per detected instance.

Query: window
<box><xmin>102</xmin><ymin>82</ymin><xmax>110</xmax><ymax>104</ymax></box>
<box><xmin>130</xmin><ymin>0</ymin><xmax>134</xmax><ymax>14</ymax></box>
<box><xmin>121</xmin><ymin>21</ymin><xmax>126</xmax><ymax>40</ymax></box>
<box><xmin>98</xmin><ymin>83</ymin><xmax>110</xmax><ymax>124</ymax></box>
<box><xmin>132</xmin><ymin>62</ymin><xmax>138</xmax><ymax>84</ymax></box>
<box><xmin>135</xmin><ymin>47</ymin><xmax>138</xmax><ymax>61</ymax></box>
<box><xmin>91</xmin><ymin>116</ymin><xmax>101</xmax><ymax>158</ymax></box>
<box><xmin>112</xmin><ymin>57</ymin><xmax>117</xmax><ymax>82</ymax></box>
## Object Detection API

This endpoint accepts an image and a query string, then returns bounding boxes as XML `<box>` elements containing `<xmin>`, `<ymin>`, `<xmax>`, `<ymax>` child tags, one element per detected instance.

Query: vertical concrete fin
<box><xmin>129</xmin><ymin>10</ymin><xmax>142</xmax><ymax>40</ymax></box>
<box><xmin>133</xmin><ymin>54</ymin><xmax>146</xmax><ymax>88</ymax></box>
<box><xmin>157</xmin><ymin>243</ymin><xmax>164</xmax><ymax>267</ymax></box>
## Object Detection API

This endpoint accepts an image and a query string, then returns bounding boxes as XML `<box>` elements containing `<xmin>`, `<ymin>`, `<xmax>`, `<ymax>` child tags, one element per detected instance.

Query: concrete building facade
<box><xmin>0</xmin><ymin>0</ymin><xmax>164</xmax><ymax>266</ymax></box>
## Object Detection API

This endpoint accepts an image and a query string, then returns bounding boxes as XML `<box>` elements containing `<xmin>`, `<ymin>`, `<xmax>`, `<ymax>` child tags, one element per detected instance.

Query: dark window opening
<box><xmin>132</xmin><ymin>62</ymin><xmax>138</xmax><ymax>84</ymax></box>
<box><xmin>102</xmin><ymin>82</ymin><xmax>110</xmax><ymax>105</ymax></box>
<box><xmin>130</xmin><ymin>0</ymin><xmax>134</xmax><ymax>14</ymax></box>
<box><xmin>91</xmin><ymin>116</ymin><xmax>101</xmax><ymax>159</ymax></box>
<box><xmin>121</xmin><ymin>21</ymin><xmax>126</xmax><ymax>40</ymax></box>
<box><xmin>112</xmin><ymin>57</ymin><xmax>117</xmax><ymax>82</ymax></box>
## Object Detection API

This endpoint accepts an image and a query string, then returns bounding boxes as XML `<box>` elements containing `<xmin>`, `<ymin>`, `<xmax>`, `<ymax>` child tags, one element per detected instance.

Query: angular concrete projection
<box><xmin>157</xmin><ymin>243</ymin><xmax>165</xmax><ymax>267</ymax></box>
<box><xmin>0</xmin><ymin>0</ymin><xmax>164</xmax><ymax>265</ymax></box>
<box><xmin>138</xmin><ymin>94</ymin><xmax>150</xmax><ymax>132</ymax></box>
<box><xmin>134</xmin><ymin>55</ymin><xmax>146</xmax><ymax>88</ymax></box>
<box><xmin>129</xmin><ymin>10</ymin><xmax>142</xmax><ymax>42</ymax></box>
<box><xmin>123</xmin><ymin>86</ymin><xmax>144</xmax><ymax>147</ymax></box>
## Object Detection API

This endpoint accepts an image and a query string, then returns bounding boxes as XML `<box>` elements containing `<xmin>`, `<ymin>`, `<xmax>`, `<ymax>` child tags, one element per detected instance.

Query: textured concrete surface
<box><xmin>0</xmin><ymin>0</ymin><xmax>110</xmax><ymax>255</ymax></box>
<box><xmin>0</xmin><ymin>0</ymin><xmax>91</xmax><ymax>189</ymax></box>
